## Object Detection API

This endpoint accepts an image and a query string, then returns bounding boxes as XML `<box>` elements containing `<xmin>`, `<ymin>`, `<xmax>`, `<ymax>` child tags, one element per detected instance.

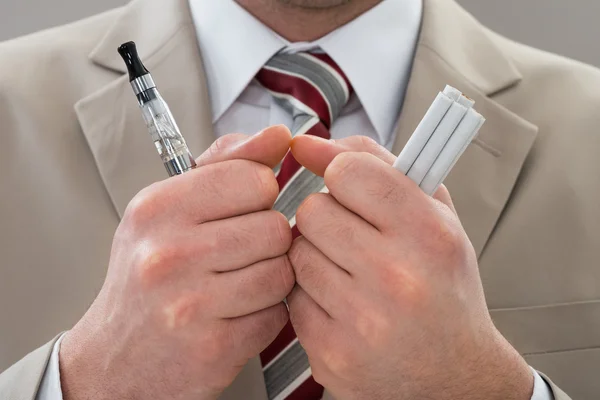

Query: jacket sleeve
<box><xmin>539</xmin><ymin>372</ymin><xmax>572</xmax><ymax>400</ymax></box>
<box><xmin>0</xmin><ymin>335</ymin><xmax>61</xmax><ymax>400</ymax></box>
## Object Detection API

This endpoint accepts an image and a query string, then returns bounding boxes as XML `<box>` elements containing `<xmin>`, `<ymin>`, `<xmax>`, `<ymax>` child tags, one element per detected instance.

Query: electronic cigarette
<box><xmin>118</xmin><ymin>41</ymin><xmax>196</xmax><ymax>177</ymax></box>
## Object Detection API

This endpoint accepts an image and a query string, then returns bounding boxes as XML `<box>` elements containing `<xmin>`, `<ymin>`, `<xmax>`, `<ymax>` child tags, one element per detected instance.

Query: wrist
<box><xmin>59</xmin><ymin>310</ymin><xmax>124</xmax><ymax>400</ymax></box>
<box><xmin>425</xmin><ymin>324</ymin><xmax>533</xmax><ymax>400</ymax></box>
<box><xmin>470</xmin><ymin>328</ymin><xmax>534</xmax><ymax>400</ymax></box>
<box><xmin>59</xmin><ymin>300</ymin><xmax>222</xmax><ymax>400</ymax></box>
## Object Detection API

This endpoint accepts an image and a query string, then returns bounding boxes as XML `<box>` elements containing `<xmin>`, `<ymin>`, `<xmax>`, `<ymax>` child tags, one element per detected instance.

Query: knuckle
<box><xmin>355</xmin><ymin>135</ymin><xmax>379</xmax><ymax>152</ymax></box>
<box><xmin>371</xmin><ymin>180</ymin><xmax>407</xmax><ymax>205</ymax></box>
<box><xmin>200</xmin><ymin>134</ymin><xmax>249</xmax><ymax>166</ymax></box>
<box><xmin>378</xmin><ymin>259</ymin><xmax>430</xmax><ymax>309</ymax></box>
<box><xmin>420</xmin><ymin>215</ymin><xmax>466</xmax><ymax>264</ymax></box>
<box><xmin>272</xmin><ymin>302</ymin><xmax>290</xmax><ymax>328</ymax></box>
<box><xmin>353</xmin><ymin>302</ymin><xmax>391</xmax><ymax>348</ymax></box>
<box><xmin>323</xmin><ymin>344</ymin><xmax>356</xmax><ymax>379</ymax></box>
<box><xmin>436</xmin><ymin>224</ymin><xmax>468</xmax><ymax>267</ymax></box>
<box><xmin>136</xmin><ymin>241</ymin><xmax>185</xmax><ymax>288</ymax></box>
<box><xmin>288</xmin><ymin>238</ymin><xmax>315</xmax><ymax>280</ymax></box>
<box><xmin>125</xmin><ymin>184</ymin><xmax>163</xmax><ymax>227</ymax></box>
<box><xmin>324</xmin><ymin>152</ymin><xmax>362</xmax><ymax>185</ymax></box>
<box><xmin>215</xmin><ymin>221</ymin><xmax>253</xmax><ymax>255</ymax></box>
<box><xmin>162</xmin><ymin>291</ymin><xmax>204</xmax><ymax>330</ymax></box>
<box><xmin>245</xmin><ymin>304</ymin><xmax>288</xmax><ymax>343</ymax></box>
<box><xmin>418</xmin><ymin>212</ymin><xmax>444</xmax><ymax>239</ymax></box>
<box><xmin>435</xmin><ymin>184</ymin><xmax>451</xmax><ymax>200</ymax></box>
<box><xmin>202</xmin><ymin>137</ymin><xmax>225</xmax><ymax>162</ymax></box>
<box><xmin>277</xmin><ymin>256</ymin><xmax>296</xmax><ymax>296</ymax></box>
<box><xmin>308</xmin><ymin>358</ymin><xmax>333</xmax><ymax>388</ymax></box>
<box><xmin>309</xmin><ymin>363</ymin><xmax>326</xmax><ymax>386</ymax></box>
<box><xmin>288</xmin><ymin>302</ymin><xmax>308</xmax><ymax>332</ymax></box>
<box><xmin>199</xmin><ymin>162</ymin><xmax>230</xmax><ymax>192</ymax></box>
<box><xmin>198</xmin><ymin>160</ymin><xmax>251</xmax><ymax>200</ymax></box>
<box><xmin>333</xmin><ymin>221</ymin><xmax>357</xmax><ymax>245</ymax></box>
<box><xmin>210</xmin><ymin>134</ymin><xmax>238</xmax><ymax>155</ymax></box>
<box><xmin>200</xmin><ymin>234</ymin><xmax>219</xmax><ymax>256</ymax></box>
<box><xmin>356</xmin><ymin>136</ymin><xmax>396</xmax><ymax>165</ymax></box>
<box><xmin>297</xmin><ymin>259</ymin><xmax>322</xmax><ymax>290</ymax></box>
<box><xmin>265</xmin><ymin>211</ymin><xmax>293</xmax><ymax>252</ymax></box>
<box><xmin>295</xmin><ymin>193</ymin><xmax>328</xmax><ymax>231</ymax></box>
<box><xmin>249</xmin><ymin>257</ymin><xmax>294</xmax><ymax>300</ymax></box>
<box><xmin>249</xmin><ymin>163</ymin><xmax>279</xmax><ymax>206</ymax></box>
<box><xmin>287</xmin><ymin>237</ymin><xmax>305</xmax><ymax>266</ymax></box>
<box><xmin>297</xmin><ymin>195</ymin><xmax>348</xmax><ymax>242</ymax></box>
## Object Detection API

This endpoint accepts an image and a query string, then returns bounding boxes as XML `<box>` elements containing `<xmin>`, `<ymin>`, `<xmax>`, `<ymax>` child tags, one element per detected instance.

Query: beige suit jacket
<box><xmin>0</xmin><ymin>0</ymin><xmax>598</xmax><ymax>398</ymax></box>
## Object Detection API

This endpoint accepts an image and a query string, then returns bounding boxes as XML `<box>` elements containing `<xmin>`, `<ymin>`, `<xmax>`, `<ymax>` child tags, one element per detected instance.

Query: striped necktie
<box><xmin>256</xmin><ymin>52</ymin><xmax>352</xmax><ymax>400</ymax></box>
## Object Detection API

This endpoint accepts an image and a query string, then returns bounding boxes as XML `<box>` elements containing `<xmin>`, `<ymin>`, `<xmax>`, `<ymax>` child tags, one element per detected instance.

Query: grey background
<box><xmin>0</xmin><ymin>0</ymin><xmax>598</xmax><ymax>68</ymax></box>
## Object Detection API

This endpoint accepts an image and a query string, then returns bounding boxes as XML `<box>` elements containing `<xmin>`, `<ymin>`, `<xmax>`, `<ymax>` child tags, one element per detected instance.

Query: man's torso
<box><xmin>0</xmin><ymin>1</ymin><xmax>598</xmax><ymax>398</ymax></box>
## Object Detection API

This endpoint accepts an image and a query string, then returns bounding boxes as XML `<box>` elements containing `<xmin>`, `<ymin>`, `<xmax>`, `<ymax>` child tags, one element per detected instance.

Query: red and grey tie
<box><xmin>256</xmin><ymin>52</ymin><xmax>353</xmax><ymax>400</ymax></box>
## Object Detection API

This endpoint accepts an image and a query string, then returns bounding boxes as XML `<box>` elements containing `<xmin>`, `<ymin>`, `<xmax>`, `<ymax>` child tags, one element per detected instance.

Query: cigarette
<box><xmin>394</xmin><ymin>85</ymin><xmax>486</xmax><ymax>195</ymax></box>
<box><xmin>405</xmin><ymin>101</ymin><xmax>468</xmax><ymax>185</ymax></box>
<box><xmin>419</xmin><ymin>109</ymin><xmax>485</xmax><ymax>195</ymax></box>
<box><xmin>423</xmin><ymin>117</ymin><xmax>485</xmax><ymax>196</ymax></box>
<box><xmin>393</xmin><ymin>92</ymin><xmax>454</xmax><ymax>174</ymax></box>
<box><xmin>443</xmin><ymin>85</ymin><xmax>474</xmax><ymax>108</ymax></box>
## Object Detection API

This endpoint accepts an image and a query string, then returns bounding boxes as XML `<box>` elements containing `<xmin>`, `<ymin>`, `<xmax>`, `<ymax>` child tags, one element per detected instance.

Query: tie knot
<box><xmin>257</xmin><ymin>52</ymin><xmax>353</xmax><ymax>130</ymax></box>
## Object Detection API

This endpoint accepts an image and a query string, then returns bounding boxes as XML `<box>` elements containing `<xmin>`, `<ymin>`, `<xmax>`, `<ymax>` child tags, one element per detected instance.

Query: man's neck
<box><xmin>235</xmin><ymin>0</ymin><xmax>383</xmax><ymax>42</ymax></box>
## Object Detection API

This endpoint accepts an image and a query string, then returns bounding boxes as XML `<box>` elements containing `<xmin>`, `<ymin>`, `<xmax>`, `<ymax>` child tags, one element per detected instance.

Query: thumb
<box><xmin>196</xmin><ymin>125</ymin><xmax>292</xmax><ymax>168</ymax></box>
<box><xmin>291</xmin><ymin>135</ymin><xmax>396</xmax><ymax>177</ymax></box>
<box><xmin>292</xmin><ymin>135</ymin><xmax>458</xmax><ymax>212</ymax></box>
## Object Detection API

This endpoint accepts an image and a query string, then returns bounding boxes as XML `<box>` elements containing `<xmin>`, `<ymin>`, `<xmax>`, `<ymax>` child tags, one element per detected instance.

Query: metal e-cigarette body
<box><xmin>118</xmin><ymin>42</ymin><xmax>196</xmax><ymax>177</ymax></box>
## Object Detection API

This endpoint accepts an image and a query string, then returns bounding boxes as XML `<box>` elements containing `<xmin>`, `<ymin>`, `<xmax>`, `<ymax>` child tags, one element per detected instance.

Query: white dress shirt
<box><xmin>37</xmin><ymin>1</ymin><xmax>553</xmax><ymax>399</ymax></box>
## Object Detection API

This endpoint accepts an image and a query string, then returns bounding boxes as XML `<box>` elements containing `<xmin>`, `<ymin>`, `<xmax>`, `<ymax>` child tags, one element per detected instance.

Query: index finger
<box><xmin>323</xmin><ymin>152</ymin><xmax>428</xmax><ymax>231</ymax></box>
<box><xmin>292</xmin><ymin>134</ymin><xmax>456</xmax><ymax>212</ymax></box>
<box><xmin>291</xmin><ymin>135</ymin><xmax>395</xmax><ymax>176</ymax></box>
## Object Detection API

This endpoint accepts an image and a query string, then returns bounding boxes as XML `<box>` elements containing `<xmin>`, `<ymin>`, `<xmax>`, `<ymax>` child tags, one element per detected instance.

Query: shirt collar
<box><xmin>189</xmin><ymin>0</ymin><xmax>286</xmax><ymax>122</ymax></box>
<box><xmin>189</xmin><ymin>0</ymin><xmax>423</xmax><ymax>141</ymax></box>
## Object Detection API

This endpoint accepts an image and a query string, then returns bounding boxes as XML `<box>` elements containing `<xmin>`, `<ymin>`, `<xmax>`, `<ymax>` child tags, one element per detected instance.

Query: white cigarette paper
<box><xmin>419</xmin><ymin>109</ymin><xmax>485</xmax><ymax>195</ymax></box>
<box><xmin>394</xmin><ymin>85</ymin><xmax>486</xmax><ymax>196</ymax></box>
<box><xmin>443</xmin><ymin>85</ymin><xmax>474</xmax><ymax>108</ymax></box>
<box><xmin>393</xmin><ymin>92</ymin><xmax>453</xmax><ymax>174</ymax></box>
<box><xmin>423</xmin><ymin>118</ymin><xmax>485</xmax><ymax>195</ymax></box>
<box><xmin>443</xmin><ymin>85</ymin><xmax>462</xmax><ymax>101</ymax></box>
<box><xmin>406</xmin><ymin>101</ymin><xmax>468</xmax><ymax>185</ymax></box>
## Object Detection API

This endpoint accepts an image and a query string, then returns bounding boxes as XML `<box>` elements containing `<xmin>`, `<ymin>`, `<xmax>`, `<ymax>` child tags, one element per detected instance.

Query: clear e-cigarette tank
<box><xmin>118</xmin><ymin>42</ymin><xmax>196</xmax><ymax>177</ymax></box>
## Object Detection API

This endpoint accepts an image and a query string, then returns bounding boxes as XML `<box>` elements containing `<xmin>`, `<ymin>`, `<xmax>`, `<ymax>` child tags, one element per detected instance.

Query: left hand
<box><xmin>287</xmin><ymin>135</ymin><xmax>533</xmax><ymax>400</ymax></box>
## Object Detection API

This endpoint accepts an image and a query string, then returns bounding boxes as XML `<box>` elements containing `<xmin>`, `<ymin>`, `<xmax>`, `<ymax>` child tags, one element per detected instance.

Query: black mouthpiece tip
<box><xmin>118</xmin><ymin>41</ymin><xmax>149</xmax><ymax>82</ymax></box>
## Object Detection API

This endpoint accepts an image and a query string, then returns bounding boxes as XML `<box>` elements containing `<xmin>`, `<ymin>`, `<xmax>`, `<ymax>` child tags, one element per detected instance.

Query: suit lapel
<box><xmin>392</xmin><ymin>0</ymin><xmax>539</xmax><ymax>257</ymax></box>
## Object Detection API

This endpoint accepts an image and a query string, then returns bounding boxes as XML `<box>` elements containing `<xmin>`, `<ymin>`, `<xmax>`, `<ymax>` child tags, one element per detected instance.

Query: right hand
<box><xmin>59</xmin><ymin>125</ymin><xmax>295</xmax><ymax>400</ymax></box>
